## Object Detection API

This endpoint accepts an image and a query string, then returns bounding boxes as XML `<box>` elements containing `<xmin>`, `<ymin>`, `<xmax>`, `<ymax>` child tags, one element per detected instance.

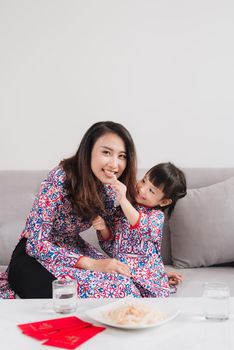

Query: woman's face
<box><xmin>91</xmin><ymin>132</ymin><xmax>127</xmax><ymax>183</ymax></box>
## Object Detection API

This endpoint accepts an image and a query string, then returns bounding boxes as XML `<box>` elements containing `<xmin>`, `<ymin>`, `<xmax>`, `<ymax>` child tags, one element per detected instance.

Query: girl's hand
<box><xmin>167</xmin><ymin>271</ymin><xmax>183</xmax><ymax>286</ymax></box>
<box><xmin>77</xmin><ymin>257</ymin><xmax>131</xmax><ymax>277</ymax></box>
<box><xmin>111</xmin><ymin>177</ymin><xmax>127</xmax><ymax>203</ymax></box>
<box><xmin>92</xmin><ymin>216</ymin><xmax>107</xmax><ymax>231</ymax></box>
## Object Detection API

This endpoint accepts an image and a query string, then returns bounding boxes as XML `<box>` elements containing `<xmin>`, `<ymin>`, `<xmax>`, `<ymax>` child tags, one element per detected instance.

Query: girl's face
<box><xmin>136</xmin><ymin>175</ymin><xmax>172</xmax><ymax>208</ymax></box>
<box><xmin>91</xmin><ymin>132</ymin><xmax>127</xmax><ymax>184</ymax></box>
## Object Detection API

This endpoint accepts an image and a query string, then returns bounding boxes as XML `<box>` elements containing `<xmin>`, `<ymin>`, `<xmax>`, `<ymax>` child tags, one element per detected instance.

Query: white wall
<box><xmin>1</xmin><ymin>0</ymin><xmax>234</xmax><ymax>170</ymax></box>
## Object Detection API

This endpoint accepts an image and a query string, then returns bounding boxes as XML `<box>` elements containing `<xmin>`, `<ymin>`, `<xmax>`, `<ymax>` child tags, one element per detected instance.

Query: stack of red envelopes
<box><xmin>18</xmin><ymin>316</ymin><xmax>105</xmax><ymax>349</ymax></box>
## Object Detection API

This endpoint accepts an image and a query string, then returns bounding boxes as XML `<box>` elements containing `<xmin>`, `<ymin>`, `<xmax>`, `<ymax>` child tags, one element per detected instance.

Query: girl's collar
<box><xmin>135</xmin><ymin>202</ymin><xmax>152</xmax><ymax>209</ymax></box>
<box><xmin>135</xmin><ymin>202</ymin><xmax>163</xmax><ymax>211</ymax></box>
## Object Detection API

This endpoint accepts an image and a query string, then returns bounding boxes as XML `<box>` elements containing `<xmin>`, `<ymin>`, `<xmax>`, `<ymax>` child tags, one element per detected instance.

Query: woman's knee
<box><xmin>8</xmin><ymin>238</ymin><xmax>55</xmax><ymax>298</ymax></box>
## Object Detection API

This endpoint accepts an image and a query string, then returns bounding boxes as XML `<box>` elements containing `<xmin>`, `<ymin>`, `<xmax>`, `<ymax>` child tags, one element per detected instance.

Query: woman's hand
<box><xmin>92</xmin><ymin>216</ymin><xmax>108</xmax><ymax>231</ymax></box>
<box><xmin>76</xmin><ymin>257</ymin><xmax>131</xmax><ymax>277</ymax></box>
<box><xmin>92</xmin><ymin>216</ymin><xmax>111</xmax><ymax>240</ymax></box>
<box><xmin>167</xmin><ymin>271</ymin><xmax>183</xmax><ymax>286</ymax></box>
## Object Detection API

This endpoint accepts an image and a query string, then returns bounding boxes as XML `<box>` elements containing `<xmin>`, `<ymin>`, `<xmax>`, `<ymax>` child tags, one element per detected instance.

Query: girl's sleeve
<box><xmin>130</xmin><ymin>210</ymin><xmax>164</xmax><ymax>246</ymax></box>
<box><xmin>24</xmin><ymin>174</ymin><xmax>81</xmax><ymax>269</ymax></box>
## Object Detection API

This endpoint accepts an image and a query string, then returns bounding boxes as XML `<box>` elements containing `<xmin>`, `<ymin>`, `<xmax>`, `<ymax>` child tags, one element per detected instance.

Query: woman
<box><xmin>7</xmin><ymin>121</ymin><xmax>141</xmax><ymax>298</ymax></box>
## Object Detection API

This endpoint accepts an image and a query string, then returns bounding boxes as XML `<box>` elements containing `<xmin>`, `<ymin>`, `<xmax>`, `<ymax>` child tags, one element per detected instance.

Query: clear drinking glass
<box><xmin>203</xmin><ymin>282</ymin><xmax>230</xmax><ymax>321</ymax></box>
<box><xmin>52</xmin><ymin>279</ymin><xmax>77</xmax><ymax>314</ymax></box>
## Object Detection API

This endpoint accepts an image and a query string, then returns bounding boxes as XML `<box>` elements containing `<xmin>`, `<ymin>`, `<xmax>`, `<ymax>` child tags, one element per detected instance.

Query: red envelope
<box><xmin>43</xmin><ymin>325</ymin><xmax>105</xmax><ymax>349</ymax></box>
<box><xmin>18</xmin><ymin>316</ymin><xmax>91</xmax><ymax>340</ymax></box>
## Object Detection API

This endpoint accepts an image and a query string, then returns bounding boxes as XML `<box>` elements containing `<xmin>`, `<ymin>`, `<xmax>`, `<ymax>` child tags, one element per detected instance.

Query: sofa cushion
<box><xmin>169</xmin><ymin>176</ymin><xmax>234</xmax><ymax>268</ymax></box>
<box><xmin>0</xmin><ymin>171</ymin><xmax>47</xmax><ymax>267</ymax></box>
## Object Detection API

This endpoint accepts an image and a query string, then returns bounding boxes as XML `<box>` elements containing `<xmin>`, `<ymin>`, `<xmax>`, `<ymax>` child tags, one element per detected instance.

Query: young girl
<box><xmin>2</xmin><ymin>121</ymin><xmax>141</xmax><ymax>299</ymax></box>
<box><xmin>93</xmin><ymin>162</ymin><xmax>187</xmax><ymax>297</ymax></box>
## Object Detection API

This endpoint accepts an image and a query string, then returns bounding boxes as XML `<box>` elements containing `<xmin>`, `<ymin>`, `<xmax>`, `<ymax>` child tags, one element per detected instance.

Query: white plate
<box><xmin>85</xmin><ymin>299</ymin><xmax>180</xmax><ymax>330</ymax></box>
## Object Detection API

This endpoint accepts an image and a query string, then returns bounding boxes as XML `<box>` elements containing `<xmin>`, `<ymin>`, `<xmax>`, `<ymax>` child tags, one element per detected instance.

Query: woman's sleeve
<box><xmin>101</xmin><ymin>184</ymin><xmax>119</xmax><ymax>215</ymax></box>
<box><xmin>130</xmin><ymin>210</ymin><xmax>164</xmax><ymax>246</ymax></box>
<box><xmin>24</xmin><ymin>174</ymin><xmax>81</xmax><ymax>269</ymax></box>
<box><xmin>97</xmin><ymin>184</ymin><xmax>118</xmax><ymax>257</ymax></box>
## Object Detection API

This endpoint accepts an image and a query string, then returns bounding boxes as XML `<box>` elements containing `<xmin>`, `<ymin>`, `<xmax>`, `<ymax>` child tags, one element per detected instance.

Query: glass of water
<box><xmin>52</xmin><ymin>279</ymin><xmax>77</xmax><ymax>314</ymax></box>
<box><xmin>203</xmin><ymin>282</ymin><xmax>230</xmax><ymax>321</ymax></box>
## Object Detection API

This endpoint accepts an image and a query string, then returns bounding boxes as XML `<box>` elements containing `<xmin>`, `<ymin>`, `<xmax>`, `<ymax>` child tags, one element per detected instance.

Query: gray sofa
<box><xmin>1</xmin><ymin>168</ymin><xmax>234</xmax><ymax>297</ymax></box>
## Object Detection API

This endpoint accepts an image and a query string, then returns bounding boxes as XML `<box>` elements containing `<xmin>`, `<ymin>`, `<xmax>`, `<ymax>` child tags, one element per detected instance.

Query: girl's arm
<box><xmin>97</xmin><ymin>179</ymin><xmax>139</xmax><ymax>256</ymax></box>
<box><xmin>111</xmin><ymin>178</ymin><xmax>140</xmax><ymax>226</ymax></box>
<box><xmin>110</xmin><ymin>177</ymin><xmax>164</xmax><ymax>245</ymax></box>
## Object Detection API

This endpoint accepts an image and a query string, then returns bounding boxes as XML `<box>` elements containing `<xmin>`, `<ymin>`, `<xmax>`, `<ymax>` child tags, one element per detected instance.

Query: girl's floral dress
<box><xmin>98</xmin><ymin>205</ymin><xmax>172</xmax><ymax>297</ymax></box>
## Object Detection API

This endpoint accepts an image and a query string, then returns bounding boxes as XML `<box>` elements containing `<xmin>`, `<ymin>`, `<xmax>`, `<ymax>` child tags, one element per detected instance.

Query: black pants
<box><xmin>8</xmin><ymin>238</ymin><xmax>56</xmax><ymax>298</ymax></box>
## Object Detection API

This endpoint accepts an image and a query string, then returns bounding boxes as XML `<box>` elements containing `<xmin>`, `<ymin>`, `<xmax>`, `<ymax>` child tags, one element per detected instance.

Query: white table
<box><xmin>0</xmin><ymin>298</ymin><xmax>234</xmax><ymax>350</ymax></box>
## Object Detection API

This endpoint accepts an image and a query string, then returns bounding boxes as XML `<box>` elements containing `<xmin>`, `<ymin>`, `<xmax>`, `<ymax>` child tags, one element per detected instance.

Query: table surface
<box><xmin>0</xmin><ymin>297</ymin><xmax>234</xmax><ymax>350</ymax></box>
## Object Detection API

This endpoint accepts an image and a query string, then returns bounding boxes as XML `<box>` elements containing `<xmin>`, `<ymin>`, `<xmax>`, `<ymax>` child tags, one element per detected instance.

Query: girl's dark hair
<box><xmin>60</xmin><ymin>121</ymin><xmax>137</xmax><ymax>221</ymax></box>
<box><xmin>147</xmin><ymin>162</ymin><xmax>187</xmax><ymax>217</ymax></box>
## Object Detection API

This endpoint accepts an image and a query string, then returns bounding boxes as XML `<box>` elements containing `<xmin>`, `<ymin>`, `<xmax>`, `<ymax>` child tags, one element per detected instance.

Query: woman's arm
<box><xmin>24</xmin><ymin>169</ymin><xmax>82</xmax><ymax>269</ymax></box>
<box><xmin>25</xmin><ymin>169</ymin><xmax>131</xmax><ymax>276</ymax></box>
<box><xmin>76</xmin><ymin>256</ymin><xmax>130</xmax><ymax>276</ymax></box>
<box><xmin>92</xmin><ymin>215</ymin><xmax>116</xmax><ymax>256</ymax></box>
<box><xmin>92</xmin><ymin>216</ymin><xmax>111</xmax><ymax>240</ymax></box>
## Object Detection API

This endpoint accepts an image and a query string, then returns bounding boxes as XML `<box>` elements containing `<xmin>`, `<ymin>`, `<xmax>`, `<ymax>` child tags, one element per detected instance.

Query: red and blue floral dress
<box><xmin>0</xmin><ymin>166</ymin><xmax>172</xmax><ymax>299</ymax></box>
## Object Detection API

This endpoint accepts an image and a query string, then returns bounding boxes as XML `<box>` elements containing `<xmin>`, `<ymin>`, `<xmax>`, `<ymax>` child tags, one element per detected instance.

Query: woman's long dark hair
<box><xmin>147</xmin><ymin>162</ymin><xmax>187</xmax><ymax>217</ymax></box>
<box><xmin>60</xmin><ymin>121</ymin><xmax>137</xmax><ymax>221</ymax></box>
